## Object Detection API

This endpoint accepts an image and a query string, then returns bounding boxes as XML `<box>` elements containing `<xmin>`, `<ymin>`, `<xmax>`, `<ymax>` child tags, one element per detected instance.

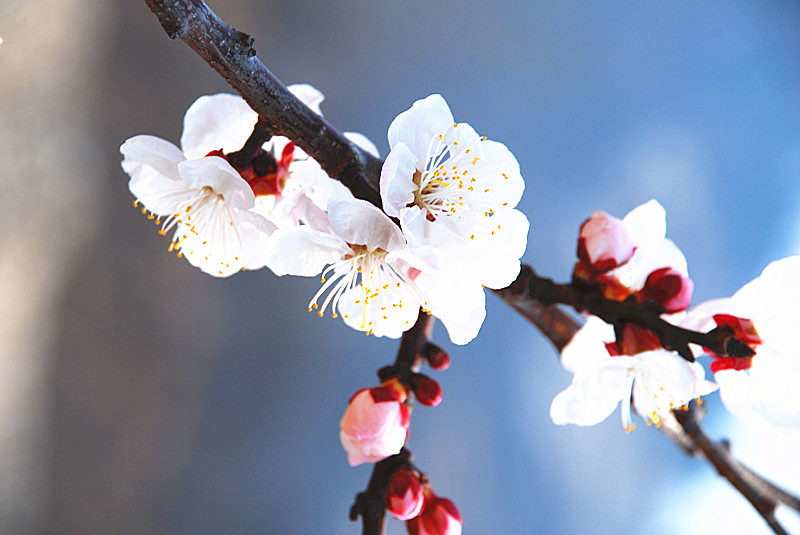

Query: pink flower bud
<box><xmin>577</xmin><ymin>210</ymin><xmax>635</xmax><ymax>274</ymax></box>
<box><xmin>340</xmin><ymin>386</ymin><xmax>410</xmax><ymax>466</ymax></box>
<box><xmin>411</xmin><ymin>374</ymin><xmax>443</xmax><ymax>407</ymax></box>
<box><xmin>406</xmin><ymin>496</ymin><xmax>462</xmax><ymax>535</ymax></box>
<box><xmin>385</xmin><ymin>469</ymin><xmax>425</xmax><ymax>520</ymax></box>
<box><xmin>638</xmin><ymin>267</ymin><xmax>694</xmax><ymax>312</ymax></box>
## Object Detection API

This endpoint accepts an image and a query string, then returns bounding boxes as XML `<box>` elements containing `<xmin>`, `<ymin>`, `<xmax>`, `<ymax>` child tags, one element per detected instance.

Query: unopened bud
<box><xmin>638</xmin><ymin>267</ymin><xmax>693</xmax><ymax>312</ymax></box>
<box><xmin>406</xmin><ymin>495</ymin><xmax>462</xmax><ymax>535</ymax></box>
<box><xmin>385</xmin><ymin>468</ymin><xmax>425</xmax><ymax>520</ymax></box>
<box><xmin>410</xmin><ymin>374</ymin><xmax>442</xmax><ymax>407</ymax></box>
<box><xmin>423</xmin><ymin>343</ymin><xmax>450</xmax><ymax>370</ymax></box>
<box><xmin>340</xmin><ymin>386</ymin><xmax>410</xmax><ymax>466</ymax></box>
<box><xmin>577</xmin><ymin>210</ymin><xmax>635</xmax><ymax>275</ymax></box>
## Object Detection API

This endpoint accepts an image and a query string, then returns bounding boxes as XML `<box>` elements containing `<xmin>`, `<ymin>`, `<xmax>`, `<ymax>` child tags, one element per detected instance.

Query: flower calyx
<box><xmin>707</xmin><ymin>314</ymin><xmax>760</xmax><ymax>372</ymax></box>
<box><xmin>206</xmin><ymin>141</ymin><xmax>295</xmax><ymax>198</ymax></box>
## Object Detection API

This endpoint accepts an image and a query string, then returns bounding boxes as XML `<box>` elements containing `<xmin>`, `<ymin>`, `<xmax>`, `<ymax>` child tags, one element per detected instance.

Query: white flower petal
<box><xmin>327</xmin><ymin>197</ymin><xmax>406</xmax><ymax>252</ymax></box>
<box><xmin>181</xmin><ymin>93</ymin><xmax>258</xmax><ymax>159</ymax></box>
<box><xmin>381</xmin><ymin>142</ymin><xmax>419</xmax><ymax>218</ymax></box>
<box><xmin>387</xmin><ymin>94</ymin><xmax>454</xmax><ymax>162</ymax></box>
<box><xmin>266</xmin><ymin>226</ymin><xmax>348</xmax><ymax>277</ymax></box>
<box><xmin>121</xmin><ymin>135</ymin><xmax>186</xmax><ymax>179</ymax></box>
<box><xmin>560</xmin><ymin>316</ymin><xmax>616</xmax><ymax>373</ymax></box>
<box><xmin>177</xmin><ymin>157</ymin><xmax>255</xmax><ymax>210</ymax></box>
<box><xmin>551</xmin><ymin>361</ymin><xmax>635</xmax><ymax>426</ymax></box>
<box><xmin>414</xmin><ymin>271</ymin><xmax>486</xmax><ymax>345</ymax></box>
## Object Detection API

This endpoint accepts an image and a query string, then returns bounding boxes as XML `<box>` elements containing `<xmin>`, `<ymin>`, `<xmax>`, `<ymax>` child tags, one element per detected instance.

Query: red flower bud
<box><xmin>407</xmin><ymin>495</ymin><xmax>462</xmax><ymax>535</ymax></box>
<box><xmin>424</xmin><ymin>344</ymin><xmax>451</xmax><ymax>370</ymax></box>
<box><xmin>638</xmin><ymin>267</ymin><xmax>694</xmax><ymax>312</ymax></box>
<box><xmin>385</xmin><ymin>468</ymin><xmax>425</xmax><ymax>520</ymax></box>
<box><xmin>411</xmin><ymin>374</ymin><xmax>443</xmax><ymax>407</ymax></box>
<box><xmin>577</xmin><ymin>210</ymin><xmax>635</xmax><ymax>275</ymax></box>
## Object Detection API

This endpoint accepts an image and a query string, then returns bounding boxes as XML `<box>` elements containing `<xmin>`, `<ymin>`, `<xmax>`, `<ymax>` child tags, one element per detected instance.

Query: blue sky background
<box><xmin>18</xmin><ymin>1</ymin><xmax>800</xmax><ymax>533</ymax></box>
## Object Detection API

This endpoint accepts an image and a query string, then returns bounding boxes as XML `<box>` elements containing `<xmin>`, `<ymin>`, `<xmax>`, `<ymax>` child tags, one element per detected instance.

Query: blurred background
<box><xmin>1</xmin><ymin>1</ymin><xmax>800</xmax><ymax>533</ymax></box>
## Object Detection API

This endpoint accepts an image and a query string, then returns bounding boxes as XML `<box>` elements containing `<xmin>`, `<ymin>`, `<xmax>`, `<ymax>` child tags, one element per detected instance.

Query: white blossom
<box><xmin>551</xmin><ymin>317</ymin><xmax>717</xmax><ymax>431</ymax></box>
<box><xmin>685</xmin><ymin>256</ymin><xmax>800</xmax><ymax>429</ymax></box>
<box><xmin>121</xmin><ymin>135</ymin><xmax>274</xmax><ymax>277</ymax></box>
<box><xmin>380</xmin><ymin>94</ymin><xmax>529</xmax><ymax>289</ymax></box>
<box><xmin>266</xmin><ymin>196</ymin><xmax>486</xmax><ymax>344</ymax></box>
<box><xmin>121</xmin><ymin>85</ymin><xmax>340</xmax><ymax>277</ymax></box>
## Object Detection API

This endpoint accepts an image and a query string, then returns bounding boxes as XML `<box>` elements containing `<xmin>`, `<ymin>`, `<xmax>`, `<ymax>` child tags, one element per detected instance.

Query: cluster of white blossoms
<box><xmin>551</xmin><ymin>200</ymin><xmax>800</xmax><ymax>432</ymax></box>
<box><xmin>122</xmin><ymin>91</ymin><xmax>528</xmax><ymax>345</ymax></box>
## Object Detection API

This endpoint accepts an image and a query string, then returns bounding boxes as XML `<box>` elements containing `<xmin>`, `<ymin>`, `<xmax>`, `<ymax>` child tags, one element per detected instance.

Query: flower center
<box><xmin>307</xmin><ymin>245</ymin><xmax>422</xmax><ymax>335</ymax></box>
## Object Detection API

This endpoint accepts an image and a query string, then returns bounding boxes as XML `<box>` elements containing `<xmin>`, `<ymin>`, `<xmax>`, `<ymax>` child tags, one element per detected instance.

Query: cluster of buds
<box><xmin>340</xmin><ymin>367</ymin><xmax>444</xmax><ymax>466</ymax></box>
<box><xmin>551</xmin><ymin>201</ymin><xmax>717</xmax><ymax>431</ymax></box>
<box><xmin>575</xmin><ymin>207</ymin><xmax>693</xmax><ymax>316</ymax></box>
<box><xmin>341</xmin><ymin>324</ymin><xmax>463</xmax><ymax>531</ymax></box>
<box><xmin>384</xmin><ymin>467</ymin><xmax>462</xmax><ymax>535</ymax></box>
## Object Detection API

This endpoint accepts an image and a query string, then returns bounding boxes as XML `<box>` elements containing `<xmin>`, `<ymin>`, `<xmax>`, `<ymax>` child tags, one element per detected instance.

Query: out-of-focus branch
<box><xmin>673</xmin><ymin>406</ymin><xmax>800</xmax><ymax>535</ymax></box>
<box><xmin>497</xmin><ymin>271</ymin><xmax>800</xmax><ymax>535</ymax></box>
<box><xmin>143</xmin><ymin>0</ymin><xmax>383</xmax><ymax>207</ymax></box>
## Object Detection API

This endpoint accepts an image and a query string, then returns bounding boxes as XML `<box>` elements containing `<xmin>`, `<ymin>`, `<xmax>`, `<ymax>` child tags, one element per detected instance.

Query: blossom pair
<box><xmin>122</xmin><ymin>90</ymin><xmax>529</xmax><ymax>345</ymax></box>
<box><xmin>552</xmin><ymin>201</ymin><xmax>800</xmax><ymax>432</ymax></box>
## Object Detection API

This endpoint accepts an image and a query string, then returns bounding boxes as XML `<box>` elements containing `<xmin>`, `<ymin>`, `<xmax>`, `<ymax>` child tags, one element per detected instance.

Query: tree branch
<box><xmin>143</xmin><ymin>0</ymin><xmax>383</xmax><ymax>207</ymax></box>
<box><xmin>495</xmin><ymin>264</ymin><xmax>754</xmax><ymax>362</ymax></box>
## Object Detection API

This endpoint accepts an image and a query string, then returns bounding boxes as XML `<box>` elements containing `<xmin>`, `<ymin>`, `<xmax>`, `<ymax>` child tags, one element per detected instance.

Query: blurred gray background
<box><xmin>1</xmin><ymin>1</ymin><xmax>799</xmax><ymax>533</ymax></box>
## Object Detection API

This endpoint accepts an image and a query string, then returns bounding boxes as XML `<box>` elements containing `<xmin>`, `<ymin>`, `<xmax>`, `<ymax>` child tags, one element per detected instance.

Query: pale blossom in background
<box><xmin>684</xmin><ymin>256</ymin><xmax>800</xmax><ymax>430</ymax></box>
<box><xmin>380</xmin><ymin>94</ymin><xmax>529</xmax><ymax>290</ymax></box>
<box><xmin>551</xmin><ymin>317</ymin><xmax>717</xmax><ymax>431</ymax></box>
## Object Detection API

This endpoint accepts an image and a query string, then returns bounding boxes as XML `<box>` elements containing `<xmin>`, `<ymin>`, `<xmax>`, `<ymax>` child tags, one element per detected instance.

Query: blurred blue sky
<box><xmin>5</xmin><ymin>1</ymin><xmax>800</xmax><ymax>533</ymax></box>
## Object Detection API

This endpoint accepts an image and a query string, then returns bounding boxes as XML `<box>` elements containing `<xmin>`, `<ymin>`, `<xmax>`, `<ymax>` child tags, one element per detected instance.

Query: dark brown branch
<box><xmin>144</xmin><ymin>0</ymin><xmax>383</xmax><ymax>207</ymax></box>
<box><xmin>496</xmin><ymin>264</ymin><xmax>754</xmax><ymax>362</ymax></box>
